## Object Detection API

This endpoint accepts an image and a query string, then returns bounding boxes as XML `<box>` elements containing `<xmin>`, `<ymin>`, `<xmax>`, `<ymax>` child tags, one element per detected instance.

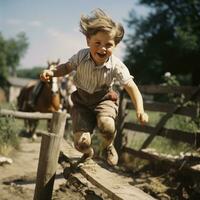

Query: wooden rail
<box><xmin>0</xmin><ymin>108</ymin><xmax>52</xmax><ymax>119</ymax></box>
<box><xmin>127</xmin><ymin>101</ymin><xmax>198</xmax><ymax>117</ymax></box>
<box><xmin>138</xmin><ymin>85</ymin><xmax>200</xmax><ymax>97</ymax></box>
<box><xmin>124</xmin><ymin>123</ymin><xmax>200</xmax><ymax>145</ymax></box>
<box><xmin>0</xmin><ymin>108</ymin><xmax>71</xmax><ymax>120</ymax></box>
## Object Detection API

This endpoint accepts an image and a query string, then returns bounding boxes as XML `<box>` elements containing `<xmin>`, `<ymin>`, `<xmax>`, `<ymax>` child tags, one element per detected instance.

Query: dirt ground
<box><xmin>119</xmin><ymin>152</ymin><xmax>200</xmax><ymax>200</ymax></box>
<box><xmin>0</xmin><ymin>136</ymin><xmax>112</xmax><ymax>200</ymax></box>
<box><xmin>0</xmin><ymin>137</ymin><xmax>71</xmax><ymax>200</ymax></box>
<box><xmin>1</xmin><ymin>136</ymin><xmax>200</xmax><ymax>200</ymax></box>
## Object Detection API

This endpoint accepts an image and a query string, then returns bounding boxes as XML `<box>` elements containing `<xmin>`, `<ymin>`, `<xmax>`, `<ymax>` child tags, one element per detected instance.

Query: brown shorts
<box><xmin>71</xmin><ymin>88</ymin><xmax>119</xmax><ymax>133</ymax></box>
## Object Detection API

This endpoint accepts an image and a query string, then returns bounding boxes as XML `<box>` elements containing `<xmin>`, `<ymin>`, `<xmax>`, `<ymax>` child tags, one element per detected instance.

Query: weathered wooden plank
<box><xmin>126</xmin><ymin>101</ymin><xmax>198</xmax><ymax>117</ymax></box>
<box><xmin>0</xmin><ymin>109</ymin><xmax>71</xmax><ymax>120</ymax></box>
<box><xmin>0</xmin><ymin>109</ymin><xmax>52</xmax><ymax>119</ymax></box>
<box><xmin>122</xmin><ymin>147</ymin><xmax>200</xmax><ymax>174</ymax></box>
<box><xmin>138</xmin><ymin>85</ymin><xmax>199</xmax><ymax>95</ymax></box>
<box><xmin>61</xmin><ymin>140</ymin><xmax>156</xmax><ymax>200</ymax></box>
<box><xmin>124</xmin><ymin>122</ymin><xmax>200</xmax><ymax>146</ymax></box>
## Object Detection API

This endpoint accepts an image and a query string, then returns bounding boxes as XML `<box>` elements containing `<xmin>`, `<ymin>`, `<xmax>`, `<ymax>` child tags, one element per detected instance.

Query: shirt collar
<box><xmin>86</xmin><ymin>49</ymin><xmax>112</xmax><ymax>69</ymax></box>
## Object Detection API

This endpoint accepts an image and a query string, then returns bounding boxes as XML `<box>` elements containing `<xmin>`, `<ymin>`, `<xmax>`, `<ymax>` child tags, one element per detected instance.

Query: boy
<box><xmin>40</xmin><ymin>9</ymin><xmax>148</xmax><ymax>166</ymax></box>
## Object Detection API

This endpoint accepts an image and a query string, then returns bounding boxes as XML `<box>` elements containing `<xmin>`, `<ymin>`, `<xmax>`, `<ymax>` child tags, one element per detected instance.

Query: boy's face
<box><xmin>87</xmin><ymin>31</ymin><xmax>116</xmax><ymax>66</ymax></box>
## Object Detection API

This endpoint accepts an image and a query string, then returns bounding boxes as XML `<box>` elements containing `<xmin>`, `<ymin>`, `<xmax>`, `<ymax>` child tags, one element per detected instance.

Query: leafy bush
<box><xmin>0</xmin><ymin>116</ymin><xmax>19</xmax><ymax>155</ymax></box>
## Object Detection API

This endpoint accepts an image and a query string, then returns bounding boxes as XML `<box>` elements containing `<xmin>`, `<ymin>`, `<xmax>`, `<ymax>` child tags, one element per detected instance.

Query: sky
<box><xmin>0</xmin><ymin>0</ymin><xmax>149</xmax><ymax>69</ymax></box>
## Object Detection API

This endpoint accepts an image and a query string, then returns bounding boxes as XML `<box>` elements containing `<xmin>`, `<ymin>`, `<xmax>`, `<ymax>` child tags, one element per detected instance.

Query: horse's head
<box><xmin>46</xmin><ymin>59</ymin><xmax>60</xmax><ymax>94</ymax></box>
<box><xmin>47</xmin><ymin>59</ymin><xmax>60</xmax><ymax>70</ymax></box>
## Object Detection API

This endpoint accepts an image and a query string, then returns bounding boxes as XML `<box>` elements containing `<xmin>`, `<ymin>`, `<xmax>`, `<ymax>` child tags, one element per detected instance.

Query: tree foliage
<box><xmin>0</xmin><ymin>32</ymin><xmax>29</xmax><ymax>87</ymax></box>
<box><xmin>124</xmin><ymin>0</ymin><xmax>200</xmax><ymax>85</ymax></box>
<box><xmin>17</xmin><ymin>66</ymin><xmax>45</xmax><ymax>79</ymax></box>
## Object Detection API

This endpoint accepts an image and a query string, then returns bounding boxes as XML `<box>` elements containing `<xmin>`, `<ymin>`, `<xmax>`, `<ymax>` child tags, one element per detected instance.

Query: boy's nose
<box><xmin>99</xmin><ymin>46</ymin><xmax>106</xmax><ymax>53</ymax></box>
<box><xmin>101</xmin><ymin>46</ymin><xmax>106</xmax><ymax>50</ymax></box>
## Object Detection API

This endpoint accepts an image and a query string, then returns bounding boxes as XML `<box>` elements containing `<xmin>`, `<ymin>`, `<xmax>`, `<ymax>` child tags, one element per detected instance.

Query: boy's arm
<box><xmin>40</xmin><ymin>62</ymin><xmax>73</xmax><ymax>81</ymax></box>
<box><xmin>124</xmin><ymin>79</ymin><xmax>149</xmax><ymax>124</ymax></box>
<box><xmin>52</xmin><ymin>62</ymin><xmax>74</xmax><ymax>77</ymax></box>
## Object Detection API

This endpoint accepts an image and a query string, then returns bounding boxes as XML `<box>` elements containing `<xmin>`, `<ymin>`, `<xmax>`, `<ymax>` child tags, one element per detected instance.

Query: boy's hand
<box><xmin>40</xmin><ymin>70</ymin><xmax>54</xmax><ymax>82</ymax></box>
<box><xmin>136</xmin><ymin>112</ymin><xmax>149</xmax><ymax>125</ymax></box>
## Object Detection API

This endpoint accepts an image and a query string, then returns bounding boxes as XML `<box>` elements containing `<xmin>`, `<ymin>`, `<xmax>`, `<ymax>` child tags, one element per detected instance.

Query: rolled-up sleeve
<box><xmin>68</xmin><ymin>48</ymin><xmax>89</xmax><ymax>70</ymax></box>
<box><xmin>68</xmin><ymin>54</ymin><xmax>78</xmax><ymax>70</ymax></box>
<box><xmin>114</xmin><ymin>60</ymin><xmax>133</xmax><ymax>85</ymax></box>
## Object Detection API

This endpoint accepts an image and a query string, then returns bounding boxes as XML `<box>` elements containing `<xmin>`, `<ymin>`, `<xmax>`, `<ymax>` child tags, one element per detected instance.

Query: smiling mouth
<box><xmin>97</xmin><ymin>53</ymin><xmax>106</xmax><ymax>58</ymax></box>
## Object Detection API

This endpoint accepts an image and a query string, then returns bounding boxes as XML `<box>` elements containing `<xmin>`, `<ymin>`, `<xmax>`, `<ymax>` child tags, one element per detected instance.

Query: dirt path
<box><xmin>0</xmin><ymin>137</ymin><xmax>86</xmax><ymax>200</ymax></box>
<box><xmin>0</xmin><ymin>137</ymin><xmax>39</xmax><ymax>200</ymax></box>
<box><xmin>2</xmin><ymin>136</ymin><xmax>200</xmax><ymax>200</ymax></box>
<box><xmin>0</xmin><ymin>137</ymin><xmax>114</xmax><ymax>200</ymax></box>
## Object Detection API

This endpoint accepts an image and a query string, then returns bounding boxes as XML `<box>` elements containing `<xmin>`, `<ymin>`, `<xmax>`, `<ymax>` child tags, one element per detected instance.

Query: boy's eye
<box><xmin>106</xmin><ymin>44</ymin><xmax>113</xmax><ymax>48</ymax></box>
<box><xmin>106</xmin><ymin>43</ymin><xmax>114</xmax><ymax>48</ymax></box>
<box><xmin>95</xmin><ymin>42</ymin><xmax>101</xmax><ymax>45</ymax></box>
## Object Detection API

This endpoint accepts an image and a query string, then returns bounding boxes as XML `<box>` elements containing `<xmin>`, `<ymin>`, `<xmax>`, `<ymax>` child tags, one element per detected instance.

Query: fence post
<box><xmin>34</xmin><ymin>112</ymin><xmax>67</xmax><ymax>200</ymax></box>
<box><xmin>115</xmin><ymin>90</ymin><xmax>127</xmax><ymax>155</ymax></box>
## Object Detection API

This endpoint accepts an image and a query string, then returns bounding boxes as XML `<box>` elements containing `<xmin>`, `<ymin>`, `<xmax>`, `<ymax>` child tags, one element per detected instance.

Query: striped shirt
<box><xmin>68</xmin><ymin>48</ymin><xmax>133</xmax><ymax>94</ymax></box>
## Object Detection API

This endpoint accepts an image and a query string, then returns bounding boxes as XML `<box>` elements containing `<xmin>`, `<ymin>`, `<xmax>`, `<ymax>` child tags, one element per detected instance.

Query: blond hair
<box><xmin>80</xmin><ymin>8</ymin><xmax>124</xmax><ymax>45</ymax></box>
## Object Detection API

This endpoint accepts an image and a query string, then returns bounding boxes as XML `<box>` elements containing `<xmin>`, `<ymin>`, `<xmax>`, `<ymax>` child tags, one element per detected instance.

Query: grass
<box><xmin>0</xmin><ymin>115</ymin><xmax>20</xmax><ymax>155</ymax></box>
<box><xmin>0</xmin><ymin>102</ymin><xmax>19</xmax><ymax>155</ymax></box>
<box><xmin>0</xmin><ymin>101</ymin><xmax>50</xmax><ymax>155</ymax></box>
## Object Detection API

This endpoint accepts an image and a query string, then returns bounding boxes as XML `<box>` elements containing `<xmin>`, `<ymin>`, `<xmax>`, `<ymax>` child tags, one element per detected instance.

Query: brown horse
<box><xmin>17</xmin><ymin>60</ymin><xmax>62</xmax><ymax>138</ymax></box>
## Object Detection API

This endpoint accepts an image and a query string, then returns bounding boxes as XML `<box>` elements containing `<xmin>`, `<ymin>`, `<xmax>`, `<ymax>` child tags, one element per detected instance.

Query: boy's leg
<box><xmin>97</xmin><ymin>116</ymin><xmax>118</xmax><ymax>166</ymax></box>
<box><xmin>95</xmin><ymin>97</ymin><xmax>119</xmax><ymax>166</ymax></box>
<box><xmin>73</xmin><ymin>131</ymin><xmax>94</xmax><ymax>159</ymax></box>
<box><xmin>71</xmin><ymin>96</ymin><xmax>96</xmax><ymax>160</ymax></box>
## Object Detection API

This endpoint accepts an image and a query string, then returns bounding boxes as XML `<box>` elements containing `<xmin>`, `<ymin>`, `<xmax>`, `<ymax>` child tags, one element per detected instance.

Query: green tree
<box><xmin>0</xmin><ymin>32</ymin><xmax>29</xmax><ymax>87</ymax></box>
<box><xmin>124</xmin><ymin>0</ymin><xmax>200</xmax><ymax>85</ymax></box>
<box><xmin>17</xmin><ymin>66</ymin><xmax>45</xmax><ymax>79</ymax></box>
<box><xmin>0</xmin><ymin>33</ymin><xmax>8</xmax><ymax>86</ymax></box>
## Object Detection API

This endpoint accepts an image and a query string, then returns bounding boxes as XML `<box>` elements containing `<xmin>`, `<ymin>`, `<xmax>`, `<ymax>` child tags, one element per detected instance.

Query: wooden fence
<box><xmin>115</xmin><ymin>85</ymin><xmax>200</xmax><ymax>172</ymax></box>
<box><xmin>0</xmin><ymin>109</ymin><xmax>156</xmax><ymax>200</ymax></box>
<box><xmin>1</xmin><ymin>84</ymin><xmax>200</xmax><ymax>199</ymax></box>
<box><xmin>0</xmin><ymin>109</ymin><xmax>67</xmax><ymax>200</ymax></box>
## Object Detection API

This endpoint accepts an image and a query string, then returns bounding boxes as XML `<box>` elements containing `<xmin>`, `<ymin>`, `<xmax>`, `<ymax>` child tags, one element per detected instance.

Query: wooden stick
<box><xmin>33</xmin><ymin>112</ymin><xmax>67</xmax><ymax>200</ymax></box>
